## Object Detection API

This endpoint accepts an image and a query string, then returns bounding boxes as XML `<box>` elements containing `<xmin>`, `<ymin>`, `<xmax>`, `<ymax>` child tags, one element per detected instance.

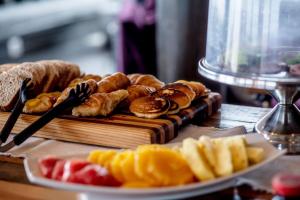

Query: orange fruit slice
<box><xmin>135</xmin><ymin>145</ymin><xmax>194</xmax><ymax>186</ymax></box>
<box><xmin>87</xmin><ymin>150</ymin><xmax>104</xmax><ymax>163</ymax></box>
<box><xmin>111</xmin><ymin>151</ymin><xmax>129</xmax><ymax>183</ymax></box>
<box><xmin>120</xmin><ymin>151</ymin><xmax>141</xmax><ymax>182</ymax></box>
<box><xmin>96</xmin><ymin>150</ymin><xmax>117</xmax><ymax>171</ymax></box>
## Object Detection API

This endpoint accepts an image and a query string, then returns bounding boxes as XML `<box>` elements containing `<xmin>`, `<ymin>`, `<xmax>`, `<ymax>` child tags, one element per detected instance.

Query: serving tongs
<box><xmin>0</xmin><ymin>79</ymin><xmax>92</xmax><ymax>152</ymax></box>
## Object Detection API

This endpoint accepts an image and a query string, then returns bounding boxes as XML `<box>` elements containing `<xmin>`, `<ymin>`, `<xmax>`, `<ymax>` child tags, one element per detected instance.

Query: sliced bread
<box><xmin>0</xmin><ymin>60</ymin><xmax>81</xmax><ymax>111</ymax></box>
<box><xmin>0</xmin><ymin>63</ymin><xmax>18</xmax><ymax>74</ymax></box>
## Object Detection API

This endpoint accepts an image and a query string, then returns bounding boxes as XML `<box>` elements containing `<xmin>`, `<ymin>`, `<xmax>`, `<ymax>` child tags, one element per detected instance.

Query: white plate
<box><xmin>24</xmin><ymin>134</ymin><xmax>286</xmax><ymax>200</ymax></box>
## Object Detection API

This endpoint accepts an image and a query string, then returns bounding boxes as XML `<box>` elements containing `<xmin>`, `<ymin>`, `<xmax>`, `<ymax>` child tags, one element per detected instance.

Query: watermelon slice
<box><xmin>62</xmin><ymin>159</ymin><xmax>90</xmax><ymax>182</ymax></box>
<box><xmin>51</xmin><ymin>160</ymin><xmax>66</xmax><ymax>181</ymax></box>
<box><xmin>71</xmin><ymin>164</ymin><xmax>121</xmax><ymax>186</ymax></box>
<box><xmin>38</xmin><ymin>156</ymin><xmax>61</xmax><ymax>178</ymax></box>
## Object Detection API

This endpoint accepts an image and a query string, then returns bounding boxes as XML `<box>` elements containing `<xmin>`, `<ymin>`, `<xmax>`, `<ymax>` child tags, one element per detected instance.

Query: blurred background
<box><xmin>0</xmin><ymin>0</ymin><xmax>272</xmax><ymax>107</ymax></box>
<box><xmin>0</xmin><ymin>0</ymin><xmax>120</xmax><ymax>75</ymax></box>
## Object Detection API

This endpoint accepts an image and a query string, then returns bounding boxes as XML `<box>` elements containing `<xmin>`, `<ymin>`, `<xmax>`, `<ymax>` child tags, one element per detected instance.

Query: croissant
<box><xmin>54</xmin><ymin>79</ymin><xmax>98</xmax><ymax>107</ymax></box>
<box><xmin>83</xmin><ymin>74</ymin><xmax>102</xmax><ymax>82</ymax></box>
<box><xmin>128</xmin><ymin>74</ymin><xmax>165</xmax><ymax>90</ymax></box>
<box><xmin>68</xmin><ymin>74</ymin><xmax>102</xmax><ymax>87</ymax></box>
<box><xmin>127</xmin><ymin>85</ymin><xmax>156</xmax><ymax>103</ymax></box>
<box><xmin>127</xmin><ymin>73</ymin><xmax>141</xmax><ymax>84</ymax></box>
<box><xmin>97</xmin><ymin>72</ymin><xmax>130</xmax><ymax>93</ymax></box>
<box><xmin>72</xmin><ymin>89</ymin><xmax>129</xmax><ymax>117</ymax></box>
<box><xmin>23</xmin><ymin>92</ymin><xmax>61</xmax><ymax>113</ymax></box>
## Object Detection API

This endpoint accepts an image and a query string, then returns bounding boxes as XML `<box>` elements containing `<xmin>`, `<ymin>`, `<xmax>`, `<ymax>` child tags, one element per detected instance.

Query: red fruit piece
<box><xmin>272</xmin><ymin>173</ymin><xmax>300</xmax><ymax>197</ymax></box>
<box><xmin>62</xmin><ymin>159</ymin><xmax>90</xmax><ymax>182</ymax></box>
<box><xmin>71</xmin><ymin>164</ymin><xmax>121</xmax><ymax>187</ymax></box>
<box><xmin>38</xmin><ymin>156</ymin><xmax>61</xmax><ymax>178</ymax></box>
<box><xmin>51</xmin><ymin>160</ymin><xmax>66</xmax><ymax>181</ymax></box>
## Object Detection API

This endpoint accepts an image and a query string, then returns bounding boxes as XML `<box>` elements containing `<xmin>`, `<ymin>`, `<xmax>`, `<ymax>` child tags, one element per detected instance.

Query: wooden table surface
<box><xmin>0</xmin><ymin>104</ymin><xmax>275</xmax><ymax>200</ymax></box>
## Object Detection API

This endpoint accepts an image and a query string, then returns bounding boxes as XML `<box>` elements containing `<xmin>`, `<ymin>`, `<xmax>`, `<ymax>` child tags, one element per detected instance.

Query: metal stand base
<box><xmin>255</xmin><ymin>86</ymin><xmax>300</xmax><ymax>154</ymax></box>
<box><xmin>198</xmin><ymin>58</ymin><xmax>300</xmax><ymax>153</ymax></box>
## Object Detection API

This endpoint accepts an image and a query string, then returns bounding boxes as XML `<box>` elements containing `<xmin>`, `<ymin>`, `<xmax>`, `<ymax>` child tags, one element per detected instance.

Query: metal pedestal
<box><xmin>199</xmin><ymin>58</ymin><xmax>300</xmax><ymax>153</ymax></box>
<box><xmin>255</xmin><ymin>87</ymin><xmax>300</xmax><ymax>153</ymax></box>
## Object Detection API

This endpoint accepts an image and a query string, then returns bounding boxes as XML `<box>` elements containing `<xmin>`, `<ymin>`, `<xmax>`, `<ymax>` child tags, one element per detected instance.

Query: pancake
<box><xmin>152</xmin><ymin>88</ymin><xmax>191</xmax><ymax>110</ymax></box>
<box><xmin>163</xmin><ymin>83</ymin><xmax>195</xmax><ymax>101</ymax></box>
<box><xmin>129</xmin><ymin>96</ymin><xmax>170</xmax><ymax>119</ymax></box>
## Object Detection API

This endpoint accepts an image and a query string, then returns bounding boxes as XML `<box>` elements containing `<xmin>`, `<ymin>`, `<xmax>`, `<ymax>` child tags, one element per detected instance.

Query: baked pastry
<box><xmin>118</xmin><ymin>85</ymin><xmax>156</xmax><ymax>109</ymax></box>
<box><xmin>126</xmin><ymin>85</ymin><xmax>156</xmax><ymax>104</ymax></box>
<box><xmin>152</xmin><ymin>88</ymin><xmax>191</xmax><ymax>109</ymax></box>
<box><xmin>175</xmin><ymin>80</ymin><xmax>206</xmax><ymax>99</ymax></box>
<box><xmin>97</xmin><ymin>72</ymin><xmax>130</xmax><ymax>93</ymax></box>
<box><xmin>72</xmin><ymin>89</ymin><xmax>129</xmax><ymax>117</ymax></box>
<box><xmin>128</xmin><ymin>74</ymin><xmax>165</xmax><ymax>90</ymax></box>
<box><xmin>68</xmin><ymin>74</ymin><xmax>102</xmax><ymax>87</ymax></box>
<box><xmin>23</xmin><ymin>92</ymin><xmax>61</xmax><ymax>114</ymax></box>
<box><xmin>129</xmin><ymin>96</ymin><xmax>170</xmax><ymax>119</ymax></box>
<box><xmin>163</xmin><ymin>83</ymin><xmax>196</xmax><ymax>101</ymax></box>
<box><xmin>0</xmin><ymin>60</ymin><xmax>80</xmax><ymax>111</ymax></box>
<box><xmin>83</xmin><ymin>74</ymin><xmax>102</xmax><ymax>82</ymax></box>
<box><xmin>54</xmin><ymin>79</ymin><xmax>98</xmax><ymax>107</ymax></box>
<box><xmin>127</xmin><ymin>73</ymin><xmax>141</xmax><ymax>84</ymax></box>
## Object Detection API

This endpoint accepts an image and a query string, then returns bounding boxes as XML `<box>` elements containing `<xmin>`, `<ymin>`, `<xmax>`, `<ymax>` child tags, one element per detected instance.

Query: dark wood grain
<box><xmin>0</xmin><ymin>104</ymin><xmax>274</xmax><ymax>200</ymax></box>
<box><xmin>0</xmin><ymin>93</ymin><xmax>221</xmax><ymax>148</ymax></box>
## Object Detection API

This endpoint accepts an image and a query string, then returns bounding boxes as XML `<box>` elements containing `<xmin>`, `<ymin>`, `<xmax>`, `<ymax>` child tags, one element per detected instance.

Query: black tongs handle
<box><xmin>13</xmin><ymin>84</ymin><xmax>91</xmax><ymax>146</ymax></box>
<box><xmin>13</xmin><ymin>97</ymin><xmax>75</xmax><ymax>145</ymax></box>
<box><xmin>0</xmin><ymin>78</ymin><xmax>31</xmax><ymax>143</ymax></box>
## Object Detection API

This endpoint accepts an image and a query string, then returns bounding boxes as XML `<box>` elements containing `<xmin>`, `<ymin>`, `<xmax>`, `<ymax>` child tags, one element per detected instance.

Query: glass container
<box><xmin>199</xmin><ymin>0</ymin><xmax>300</xmax><ymax>153</ymax></box>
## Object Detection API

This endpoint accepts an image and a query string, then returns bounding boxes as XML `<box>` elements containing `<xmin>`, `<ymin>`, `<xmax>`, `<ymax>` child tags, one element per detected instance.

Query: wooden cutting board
<box><xmin>0</xmin><ymin>93</ymin><xmax>221</xmax><ymax>148</ymax></box>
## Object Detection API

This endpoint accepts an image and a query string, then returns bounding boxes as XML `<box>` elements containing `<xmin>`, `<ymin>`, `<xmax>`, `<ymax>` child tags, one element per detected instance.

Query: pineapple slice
<box><xmin>246</xmin><ymin>147</ymin><xmax>264</xmax><ymax>164</ymax></box>
<box><xmin>181</xmin><ymin>138</ymin><xmax>215</xmax><ymax>181</ymax></box>
<box><xmin>212</xmin><ymin>138</ymin><xmax>233</xmax><ymax>176</ymax></box>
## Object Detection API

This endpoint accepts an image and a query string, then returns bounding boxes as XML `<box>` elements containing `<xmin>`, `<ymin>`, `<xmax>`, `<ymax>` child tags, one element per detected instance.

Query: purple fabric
<box><xmin>120</xmin><ymin>0</ymin><xmax>155</xmax><ymax>28</ymax></box>
<box><xmin>296</xmin><ymin>99</ymin><xmax>300</xmax><ymax>107</ymax></box>
<box><xmin>117</xmin><ymin>0</ymin><xmax>157</xmax><ymax>75</ymax></box>
<box><xmin>271</xmin><ymin>98</ymin><xmax>300</xmax><ymax>108</ymax></box>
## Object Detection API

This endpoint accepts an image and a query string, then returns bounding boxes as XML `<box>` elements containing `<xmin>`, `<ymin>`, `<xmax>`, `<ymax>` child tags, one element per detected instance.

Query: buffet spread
<box><xmin>0</xmin><ymin>60</ymin><xmax>221</xmax><ymax>148</ymax></box>
<box><xmin>0</xmin><ymin>60</ymin><xmax>285</xmax><ymax>198</ymax></box>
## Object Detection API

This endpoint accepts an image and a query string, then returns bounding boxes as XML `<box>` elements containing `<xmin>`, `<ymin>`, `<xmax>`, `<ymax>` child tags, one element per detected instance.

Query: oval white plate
<box><xmin>24</xmin><ymin>134</ymin><xmax>286</xmax><ymax>200</ymax></box>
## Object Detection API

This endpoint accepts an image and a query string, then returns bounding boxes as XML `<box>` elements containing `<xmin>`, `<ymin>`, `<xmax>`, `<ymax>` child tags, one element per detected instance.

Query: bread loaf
<box><xmin>0</xmin><ymin>63</ymin><xmax>18</xmax><ymax>74</ymax></box>
<box><xmin>0</xmin><ymin>60</ymin><xmax>80</xmax><ymax>111</ymax></box>
<box><xmin>37</xmin><ymin>60</ymin><xmax>80</xmax><ymax>92</ymax></box>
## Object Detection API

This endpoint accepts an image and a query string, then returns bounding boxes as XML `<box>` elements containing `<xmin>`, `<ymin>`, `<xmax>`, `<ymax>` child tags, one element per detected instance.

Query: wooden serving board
<box><xmin>0</xmin><ymin>93</ymin><xmax>222</xmax><ymax>148</ymax></box>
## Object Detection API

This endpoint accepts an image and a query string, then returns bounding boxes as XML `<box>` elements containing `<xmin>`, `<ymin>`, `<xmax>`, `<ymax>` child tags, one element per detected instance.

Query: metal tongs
<box><xmin>0</xmin><ymin>78</ymin><xmax>92</xmax><ymax>152</ymax></box>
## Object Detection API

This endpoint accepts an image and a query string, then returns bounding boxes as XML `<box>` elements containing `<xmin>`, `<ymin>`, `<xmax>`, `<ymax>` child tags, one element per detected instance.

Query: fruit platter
<box><xmin>24</xmin><ymin>134</ymin><xmax>286</xmax><ymax>200</ymax></box>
